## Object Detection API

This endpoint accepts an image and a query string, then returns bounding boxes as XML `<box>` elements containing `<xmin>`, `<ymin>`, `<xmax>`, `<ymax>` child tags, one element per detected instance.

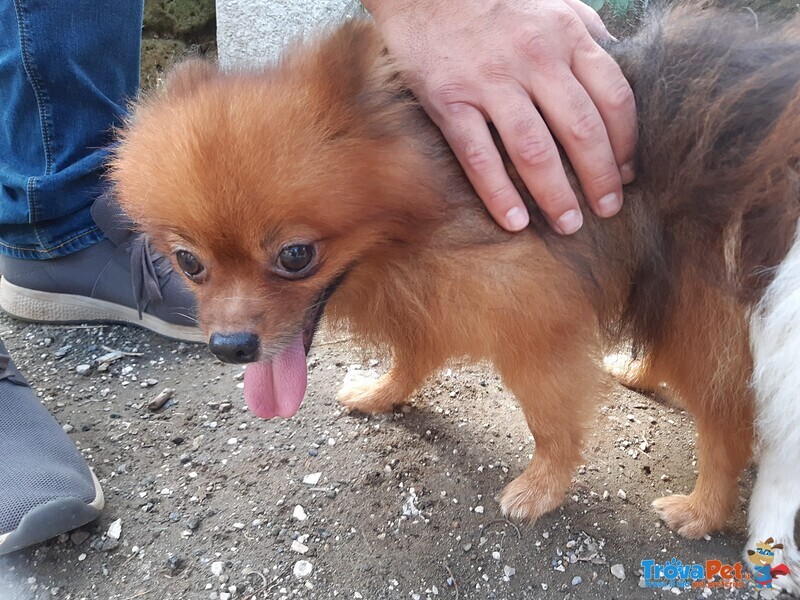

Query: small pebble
<box><xmin>303</xmin><ymin>472</ymin><xmax>322</xmax><ymax>485</ymax></box>
<box><xmin>572</xmin><ymin>576</ymin><xmax>583</xmax><ymax>586</ymax></box>
<box><xmin>148</xmin><ymin>388</ymin><xmax>174</xmax><ymax>412</ymax></box>
<box><xmin>293</xmin><ymin>560</ymin><xmax>313</xmax><ymax>578</ymax></box>
<box><xmin>611</xmin><ymin>563</ymin><xmax>626</xmax><ymax>580</ymax></box>
<box><xmin>107</xmin><ymin>519</ymin><xmax>122</xmax><ymax>540</ymax></box>
<box><xmin>211</xmin><ymin>561</ymin><xmax>224</xmax><ymax>577</ymax></box>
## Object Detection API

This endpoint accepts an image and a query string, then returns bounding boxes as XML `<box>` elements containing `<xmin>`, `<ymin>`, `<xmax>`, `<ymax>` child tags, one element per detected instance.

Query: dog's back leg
<box><xmin>648</xmin><ymin>278</ymin><xmax>754</xmax><ymax>538</ymax></box>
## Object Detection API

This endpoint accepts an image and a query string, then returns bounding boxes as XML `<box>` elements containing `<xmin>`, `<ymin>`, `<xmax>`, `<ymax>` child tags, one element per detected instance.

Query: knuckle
<box><xmin>477</xmin><ymin>58</ymin><xmax>513</xmax><ymax>84</ymax></box>
<box><xmin>462</xmin><ymin>142</ymin><xmax>496</xmax><ymax>173</ymax></box>
<box><xmin>606</xmin><ymin>80</ymin><xmax>636</xmax><ymax>113</ymax></box>
<box><xmin>429</xmin><ymin>80</ymin><xmax>471</xmax><ymax>108</ymax></box>
<box><xmin>569</xmin><ymin>110</ymin><xmax>605</xmax><ymax>143</ymax></box>
<box><xmin>539</xmin><ymin>189</ymin><xmax>577</xmax><ymax>215</ymax></box>
<box><xmin>514</xmin><ymin>26</ymin><xmax>552</xmax><ymax>62</ymax></box>
<box><xmin>587</xmin><ymin>167</ymin><xmax>621</xmax><ymax>191</ymax></box>
<box><xmin>485</xmin><ymin>184</ymin><xmax>518</xmax><ymax>208</ymax></box>
<box><xmin>515</xmin><ymin>132</ymin><xmax>554</xmax><ymax>167</ymax></box>
<box><xmin>553</xmin><ymin>9</ymin><xmax>584</xmax><ymax>37</ymax></box>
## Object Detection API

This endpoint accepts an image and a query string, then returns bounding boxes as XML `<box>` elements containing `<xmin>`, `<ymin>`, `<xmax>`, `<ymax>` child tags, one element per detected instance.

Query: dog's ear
<box><xmin>773</xmin><ymin>543</ymin><xmax>784</xmax><ymax>550</ymax></box>
<box><xmin>747</xmin><ymin>550</ymin><xmax>756</xmax><ymax>555</ymax></box>
<box><xmin>297</xmin><ymin>20</ymin><xmax>397</xmax><ymax>110</ymax></box>
<box><xmin>765</xmin><ymin>537</ymin><xmax>775</xmax><ymax>545</ymax></box>
<box><xmin>164</xmin><ymin>59</ymin><xmax>217</xmax><ymax>98</ymax></box>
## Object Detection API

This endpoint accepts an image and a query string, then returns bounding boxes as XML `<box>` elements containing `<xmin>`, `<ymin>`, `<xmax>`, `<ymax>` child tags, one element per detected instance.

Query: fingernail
<box><xmin>557</xmin><ymin>209</ymin><xmax>583</xmax><ymax>235</ymax></box>
<box><xmin>597</xmin><ymin>193</ymin><xmax>622</xmax><ymax>217</ymax></box>
<box><xmin>621</xmin><ymin>162</ymin><xmax>635</xmax><ymax>184</ymax></box>
<box><xmin>505</xmin><ymin>206</ymin><xmax>530</xmax><ymax>231</ymax></box>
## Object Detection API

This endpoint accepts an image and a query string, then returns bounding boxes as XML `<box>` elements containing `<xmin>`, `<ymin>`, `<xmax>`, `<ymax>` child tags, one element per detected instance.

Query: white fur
<box><xmin>748</xmin><ymin>219</ymin><xmax>800</xmax><ymax>595</ymax></box>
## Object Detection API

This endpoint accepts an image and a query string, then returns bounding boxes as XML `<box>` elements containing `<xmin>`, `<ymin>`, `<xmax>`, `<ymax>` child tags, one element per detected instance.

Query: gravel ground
<box><xmin>0</xmin><ymin>313</ymin><xmax>789</xmax><ymax>600</ymax></box>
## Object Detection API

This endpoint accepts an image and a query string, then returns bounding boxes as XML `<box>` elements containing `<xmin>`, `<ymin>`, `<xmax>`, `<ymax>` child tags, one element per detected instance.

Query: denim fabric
<box><xmin>0</xmin><ymin>1</ymin><xmax>143</xmax><ymax>259</ymax></box>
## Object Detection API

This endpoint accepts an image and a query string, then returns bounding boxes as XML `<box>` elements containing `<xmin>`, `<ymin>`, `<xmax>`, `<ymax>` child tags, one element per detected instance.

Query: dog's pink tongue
<box><xmin>244</xmin><ymin>335</ymin><xmax>307</xmax><ymax>419</ymax></box>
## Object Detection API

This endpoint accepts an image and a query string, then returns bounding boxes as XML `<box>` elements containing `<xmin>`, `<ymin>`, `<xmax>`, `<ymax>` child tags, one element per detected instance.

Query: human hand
<box><xmin>364</xmin><ymin>0</ymin><xmax>637</xmax><ymax>234</ymax></box>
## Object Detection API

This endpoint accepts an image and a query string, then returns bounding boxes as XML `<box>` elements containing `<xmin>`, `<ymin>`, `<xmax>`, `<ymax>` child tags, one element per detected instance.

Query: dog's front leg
<box><xmin>496</xmin><ymin>346</ymin><xmax>600</xmax><ymax>522</ymax></box>
<box><xmin>337</xmin><ymin>350</ymin><xmax>438</xmax><ymax>414</ymax></box>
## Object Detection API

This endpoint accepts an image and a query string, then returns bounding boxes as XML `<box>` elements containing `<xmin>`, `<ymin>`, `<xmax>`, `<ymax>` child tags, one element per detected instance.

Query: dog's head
<box><xmin>747</xmin><ymin>538</ymin><xmax>784</xmax><ymax>567</ymax></box>
<box><xmin>112</xmin><ymin>22</ymin><xmax>443</xmax><ymax>419</ymax></box>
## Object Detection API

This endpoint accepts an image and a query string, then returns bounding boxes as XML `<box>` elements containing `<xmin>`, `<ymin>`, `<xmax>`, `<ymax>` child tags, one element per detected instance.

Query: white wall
<box><xmin>216</xmin><ymin>0</ymin><xmax>361</xmax><ymax>68</ymax></box>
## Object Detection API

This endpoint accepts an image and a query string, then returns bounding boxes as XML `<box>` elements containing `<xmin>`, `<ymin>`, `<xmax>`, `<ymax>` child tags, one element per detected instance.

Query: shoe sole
<box><xmin>0</xmin><ymin>278</ymin><xmax>204</xmax><ymax>343</ymax></box>
<box><xmin>0</xmin><ymin>469</ymin><xmax>104</xmax><ymax>556</ymax></box>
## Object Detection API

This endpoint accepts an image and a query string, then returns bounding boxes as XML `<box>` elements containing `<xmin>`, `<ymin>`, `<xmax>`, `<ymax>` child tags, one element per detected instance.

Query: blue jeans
<box><xmin>0</xmin><ymin>1</ymin><xmax>143</xmax><ymax>259</ymax></box>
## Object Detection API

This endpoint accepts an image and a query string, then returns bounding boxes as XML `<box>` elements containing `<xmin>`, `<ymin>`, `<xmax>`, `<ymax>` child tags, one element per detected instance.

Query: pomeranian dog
<box><xmin>111</xmin><ymin>4</ymin><xmax>800</xmax><ymax>590</ymax></box>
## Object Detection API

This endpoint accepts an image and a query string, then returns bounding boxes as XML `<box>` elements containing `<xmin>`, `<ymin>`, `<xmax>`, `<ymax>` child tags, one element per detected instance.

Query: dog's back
<box><xmin>608</xmin><ymin>6</ymin><xmax>800</xmax><ymax>352</ymax></box>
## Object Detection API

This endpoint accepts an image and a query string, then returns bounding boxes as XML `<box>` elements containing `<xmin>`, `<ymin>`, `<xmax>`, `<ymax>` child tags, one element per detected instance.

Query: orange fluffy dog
<box><xmin>112</xmin><ymin>7</ymin><xmax>800</xmax><ymax>538</ymax></box>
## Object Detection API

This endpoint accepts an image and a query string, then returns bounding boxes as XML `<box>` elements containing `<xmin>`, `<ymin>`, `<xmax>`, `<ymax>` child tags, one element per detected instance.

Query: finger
<box><xmin>434</xmin><ymin>102</ymin><xmax>531</xmax><ymax>232</ymax></box>
<box><xmin>561</xmin><ymin>0</ymin><xmax>615</xmax><ymax>42</ymax></box>
<box><xmin>487</xmin><ymin>91</ymin><xmax>583</xmax><ymax>235</ymax></box>
<box><xmin>571</xmin><ymin>38</ymin><xmax>638</xmax><ymax>183</ymax></box>
<box><xmin>530</xmin><ymin>67</ymin><xmax>624</xmax><ymax>218</ymax></box>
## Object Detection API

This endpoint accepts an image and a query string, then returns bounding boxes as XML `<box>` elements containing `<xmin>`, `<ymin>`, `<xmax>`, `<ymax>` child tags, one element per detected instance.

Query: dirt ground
<box><xmin>0</xmin><ymin>314</ymin><xmax>786</xmax><ymax>600</ymax></box>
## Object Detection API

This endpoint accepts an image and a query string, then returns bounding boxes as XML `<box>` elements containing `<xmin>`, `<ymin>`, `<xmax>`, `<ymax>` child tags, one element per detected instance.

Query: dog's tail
<box><xmin>609</xmin><ymin>5</ymin><xmax>800</xmax><ymax>351</ymax></box>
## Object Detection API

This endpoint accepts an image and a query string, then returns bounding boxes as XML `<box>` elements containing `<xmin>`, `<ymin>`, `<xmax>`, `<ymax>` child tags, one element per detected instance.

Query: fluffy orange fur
<box><xmin>111</xmin><ymin>7</ymin><xmax>800</xmax><ymax>535</ymax></box>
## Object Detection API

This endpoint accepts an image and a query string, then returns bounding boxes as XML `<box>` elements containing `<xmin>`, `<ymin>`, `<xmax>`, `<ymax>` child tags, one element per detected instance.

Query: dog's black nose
<box><xmin>208</xmin><ymin>332</ymin><xmax>260</xmax><ymax>364</ymax></box>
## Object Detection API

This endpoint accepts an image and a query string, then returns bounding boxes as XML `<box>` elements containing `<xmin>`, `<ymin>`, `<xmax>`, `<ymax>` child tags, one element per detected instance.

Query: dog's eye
<box><xmin>277</xmin><ymin>244</ymin><xmax>314</xmax><ymax>274</ymax></box>
<box><xmin>176</xmin><ymin>250</ymin><xmax>205</xmax><ymax>281</ymax></box>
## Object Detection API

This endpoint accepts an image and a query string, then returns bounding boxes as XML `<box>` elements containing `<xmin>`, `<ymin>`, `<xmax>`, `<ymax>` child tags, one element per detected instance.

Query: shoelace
<box><xmin>130</xmin><ymin>234</ymin><xmax>174</xmax><ymax>318</ymax></box>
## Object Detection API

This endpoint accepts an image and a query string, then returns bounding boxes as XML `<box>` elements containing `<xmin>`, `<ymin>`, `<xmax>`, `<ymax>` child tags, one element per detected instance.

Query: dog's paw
<box><xmin>499</xmin><ymin>471</ymin><xmax>567</xmax><ymax>522</ymax></box>
<box><xmin>337</xmin><ymin>371</ymin><xmax>410</xmax><ymax>414</ymax></box>
<box><xmin>652</xmin><ymin>494</ymin><xmax>726</xmax><ymax>538</ymax></box>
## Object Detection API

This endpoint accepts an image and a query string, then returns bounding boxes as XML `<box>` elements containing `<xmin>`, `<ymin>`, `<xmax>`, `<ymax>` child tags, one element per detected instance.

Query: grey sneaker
<box><xmin>0</xmin><ymin>193</ymin><xmax>202</xmax><ymax>342</ymax></box>
<box><xmin>0</xmin><ymin>340</ymin><xmax>103</xmax><ymax>556</ymax></box>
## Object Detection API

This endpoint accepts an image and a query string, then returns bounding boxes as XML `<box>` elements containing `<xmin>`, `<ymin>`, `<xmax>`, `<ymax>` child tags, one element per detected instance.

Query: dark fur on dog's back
<box><xmin>607</xmin><ymin>6</ymin><xmax>800</xmax><ymax>351</ymax></box>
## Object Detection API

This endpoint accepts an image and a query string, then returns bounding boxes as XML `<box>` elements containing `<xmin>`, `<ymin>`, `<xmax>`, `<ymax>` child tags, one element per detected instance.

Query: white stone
<box><xmin>211</xmin><ymin>561</ymin><xmax>225</xmax><ymax>576</ymax></box>
<box><xmin>293</xmin><ymin>560</ymin><xmax>313</xmax><ymax>578</ymax></box>
<box><xmin>293</xmin><ymin>505</ymin><xmax>308</xmax><ymax>521</ymax></box>
<box><xmin>303</xmin><ymin>472</ymin><xmax>322</xmax><ymax>485</ymax></box>
<box><xmin>291</xmin><ymin>540</ymin><xmax>309</xmax><ymax>554</ymax></box>
<box><xmin>107</xmin><ymin>519</ymin><xmax>122</xmax><ymax>540</ymax></box>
